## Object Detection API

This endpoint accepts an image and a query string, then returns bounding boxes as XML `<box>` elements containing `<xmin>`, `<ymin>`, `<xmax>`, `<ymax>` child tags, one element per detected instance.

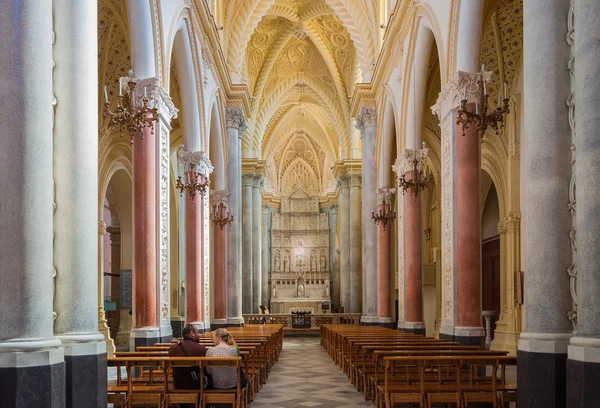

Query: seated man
<box><xmin>169</xmin><ymin>323</ymin><xmax>206</xmax><ymax>389</ymax></box>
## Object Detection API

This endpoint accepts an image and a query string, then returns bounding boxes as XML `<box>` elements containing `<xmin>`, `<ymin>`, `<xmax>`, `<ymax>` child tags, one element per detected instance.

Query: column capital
<box><xmin>336</xmin><ymin>174</ymin><xmax>350</xmax><ymax>188</ymax></box>
<box><xmin>376</xmin><ymin>188</ymin><xmax>396</xmax><ymax>206</ymax></box>
<box><xmin>262</xmin><ymin>204</ymin><xmax>270</xmax><ymax>215</ymax></box>
<box><xmin>392</xmin><ymin>144</ymin><xmax>429</xmax><ymax>176</ymax></box>
<box><xmin>497</xmin><ymin>211</ymin><xmax>521</xmax><ymax>235</ymax></box>
<box><xmin>432</xmin><ymin>70</ymin><xmax>493</xmax><ymax>119</ymax></box>
<box><xmin>177</xmin><ymin>149</ymin><xmax>214</xmax><ymax>176</ymax></box>
<box><xmin>329</xmin><ymin>204</ymin><xmax>339</xmax><ymax>214</ymax></box>
<box><xmin>242</xmin><ymin>172</ymin><xmax>264</xmax><ymax>188</ymax></box>
<box><xmin>210</xmin><ymin>189</ymin><xmax>229</xmax><ymax>207</ymax></box>
<box><xmin>355</xmin><ymin>105</ymin><xmax>378</xmax><ymax>132</ymax></box>
<box><xmin>125</xmin><ymin>73</ymin><xmax>178</xmax><ymax>123</ymax></box>
<box><xmin>98</xmin><ymin>220</ymin><xmax>107</xmax><ymax>235</ymax></box>
<box><xmin>225</xmin><ymin>107</ymin><xmax>248</xmax><ymax>132</ymax></box>
<box><xmin>348</xmin><ymin>174</ymin><xmax>362</xmax><ymax>188</ymax></box>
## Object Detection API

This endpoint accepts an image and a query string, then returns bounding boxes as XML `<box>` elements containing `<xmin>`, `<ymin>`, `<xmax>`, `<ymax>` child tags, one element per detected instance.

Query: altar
<box><xmin>270</xmin><ymin>299</ymin><xmax>332</xmax><ymax>314</ymax></box>
<box><xmin>269</xmin><ymin>188</ymin><xmax>331</xmax><ymax>312</ymax></box>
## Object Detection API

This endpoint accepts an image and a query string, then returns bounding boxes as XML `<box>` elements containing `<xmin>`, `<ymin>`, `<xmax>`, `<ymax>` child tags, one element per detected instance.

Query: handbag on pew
<box><xmin>177</xmin><ymin>342</ymin><xmax>203</xmax><ymax>386</ymax></box>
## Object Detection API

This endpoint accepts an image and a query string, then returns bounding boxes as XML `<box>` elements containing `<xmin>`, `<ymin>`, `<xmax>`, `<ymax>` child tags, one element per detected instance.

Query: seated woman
<box><xmin>205</xmin><ymin>328</ymin><xmax>243</xmax><ymax>389</ymax></box>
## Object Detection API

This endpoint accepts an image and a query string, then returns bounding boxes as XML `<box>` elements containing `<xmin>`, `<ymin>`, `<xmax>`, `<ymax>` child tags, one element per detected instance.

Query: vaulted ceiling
<box><xmin>222</xmin><ymin>0</ymin><xmax>378</xmax><ymax>193</ymax></box>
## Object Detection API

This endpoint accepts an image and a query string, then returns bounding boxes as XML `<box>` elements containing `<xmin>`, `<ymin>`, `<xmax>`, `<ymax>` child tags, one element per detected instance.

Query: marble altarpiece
<box><xmin>270</xmin><ymin>189</ymin><xmax>331</xmax><ymax>313</ymax></box>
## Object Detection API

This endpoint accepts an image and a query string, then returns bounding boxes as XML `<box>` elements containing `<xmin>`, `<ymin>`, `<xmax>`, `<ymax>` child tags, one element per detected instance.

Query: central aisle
<box><xmin>252</xmin><ymin>337</ymin><xmax>372</xmax><ymax>408</ymax></box>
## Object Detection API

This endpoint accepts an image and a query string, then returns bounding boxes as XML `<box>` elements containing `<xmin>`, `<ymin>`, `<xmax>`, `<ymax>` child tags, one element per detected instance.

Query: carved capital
<box><xmin>355</xmin><ymin>106</ymin><xmax>378</xmax><ymax>132</ymax></box>
<box><xmin>242</xmin><ymin>172</ymin><xmax>255</xmax><ymax>186</ymax></box>
<box><xmin>392</xmin><ymin>144</ymin><xmax>429</xmax><ymax>178</ymax></box>
<box><xmin>126</xmin><ymin>74</ymin><xmax>178</xmax><ymax>122</ymax></box>
<box><xmin>225</xmin><ymin>107</ymin><xmax>247</xmax><ymax>132</ymax></box>
<box><xmin>329</xmin><ymin>204</ymin><xmax>339</xmax><ymax>214</ymax></box>
<box><xmin>210</xmin><ymin>189</ymin><xmax>229</xmax><ymax>207</ymax></box>
<box><xmin>497</xmin><ymin>211</ymin><xmax>521</xmax><ymax>235</ymax></box>
<box><xmin>348</xmin><ymin>174</ymin><xmax>362</xmax><ymax>187</ymax></box>
<box><xmin>98</xmin><ymin>220</ymin><xmax>107</xmax><ymax>235</ymax></box>
<box><xmin>177</xmin><ymin>148</ymin><xmax>214</xmax><ymax>176</ymax></box>
<box><xmin>432</xmin><ymin>70</ymin><xmax>493</xmax><ymax>118</ymax></box>
<box><xmin>336</xmin><ymin>175</ymin><xmax>350</xmax><ymax>188</ymax></box>
<box><xmin>376</xmin><ymin>188</ymin><xmax>396</xmax><ymax>206</ymax></box>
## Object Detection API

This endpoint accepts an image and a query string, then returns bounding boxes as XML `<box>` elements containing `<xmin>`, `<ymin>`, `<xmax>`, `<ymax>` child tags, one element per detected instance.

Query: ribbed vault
<box><xmin>222</xmin><ymin>0</ymin><xmax>374</xmax><ymax>194</ymax></box>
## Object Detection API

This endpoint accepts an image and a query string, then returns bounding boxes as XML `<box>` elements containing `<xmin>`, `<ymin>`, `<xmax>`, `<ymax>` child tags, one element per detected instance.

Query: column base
<box><xmin>439</xmin><ymin>327</ymin><xmax>485</xmax><ymax>347</ymax></box>
<box><xmin>227</xmin><ymin>317</ymin><xmax>245</xmax><ymax>327</ymax></box>
<box><xmin>567</xmin><ymin>337</ymin><xmax>600</xmax><ymax>407</ymax></box>
<box><xmin>360</xmin><ymin>316</ymin><xmax>378</xmax><ymax>326</ymax></box>
<box><xmin>160</xmin><ymin>324</ymin><xmax>173</xmax><ymax>340</ymax></box>
<box><xmin>62</xmin><ymin>341</ymin><xmax>107</xmax><ymax>408</ymax></box>
<box><xmin>211</xmin><ymin>319</ymin><xmax>228</xmax><ymax>330</ymax></box>
<box><xmin>490</xmin><ymin>330</ymin><xmax>520</xmax><ymax>355</ymax></box>
<box><xmin>517</xmin><ymin>333</ymin><xmax>571</xmax><ymax>408</ymax></box>
<box><xmin>130</xmin><ymin>327</ymin><xmax>161</xmax><ymax>350</ymax></box>
<box><xmin>0</xmin><ymin>343</ymin><xmax>65</xmax><ymax>408</ymax></box>
<box><xmin>171</xmin><ymin>316</ymin><xmax>185</xmax><ymax>338</ymax></box>
<box><xmin>401</xmin><ymin>322</ymin><xmax>426</xmax><ymax>335</ymax></box>
<box><xmin>376</xmin><ymin>318</ymin><xmax>396</xmax><ymax>328</ymax></box>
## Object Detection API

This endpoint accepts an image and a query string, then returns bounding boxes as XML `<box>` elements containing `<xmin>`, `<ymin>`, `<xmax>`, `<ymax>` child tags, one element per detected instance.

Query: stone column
<box><xmin>211</xmin><ymin>191</ymin><xmax>229</xmax><ymax>329</ymax></box>
<box><xmin>392</xmin><ymin>161</ymin><xmax>406</xmax><ymax>328</ymax></box>
<box><xmin>252</xmin><ymin>175</ymin><xmax>264</xmax><ymax>313</ymax></box>
<box><xmin>129</xmin><ymin>77</ymin><xmax>177</xmax><ymax>349</ymax></box>
<box><xmin>185</xmin><ymin>197</ymin><xmax>204</xmax><ymax>329</ymax></box>
<box><xmin>225</xmin><ymin>107</ymin><xmax>246</xmax><ymax>325</ymax></box>
<box><xmin>433</xmin><ymin>248</ymin><xmax>442</xmax><ymax>338</ymax></box>
<box><xmin>515</xmin><ymin>1</ymin><xmax>573</xmax><ymax>407</ymax></box>
<box><xmin>52</xmin><ymin>0</ymin><xmax>107</xmax><ymax>404</ymax></box>
<box><xmin>455</xmin><ymin>108</ymin><xmax>484</xmax><ymax>346</ymax></box>
<box><xmin>0</xmin><ymin>1</ymin><xmax>64</xmax><ymax>405</ymax></box>
<box><xmin>98</xmin><ymin>222</ymin><xmax>115</xmax><ymax>356</ymax></box>
<box><xmin>329</xmin><ymin>205</ymin><xmax>340</xmax><ymax>312</ymax></box>
<box><xmin>348</xmin><ymin>174</ymin><xmax>363</xmax><ymax>313</ymax></box>
<box><xmin>432</xmin><ymin>71</ymin><xmax>488</xmax><ymax>346</ymax></box>
<box><xmin>356</xmin><ymin>106</ymin><xmax>377</xmax><ymax>322</ymax></box>
<box><xmin>262</xmin><ymin>205</ymin><xmax>271</xmax><ymax>309</ymax></box>
<box><xmin>108</xmin><ymin>226</ymin><xmax>122</xmax><ymax>339</ymax></box>
<box><xmin>338</xmin><ymin>176</ymin><xmax>351</xmax><ymax>311</ymax></box>
<box><xmin>241</xmin><ymin>173</ymin><xmax>254</xmax><ymax>314</ymax></box>
<box><xmin>404</xmin><ymin>191</ymin><xmax>424</xmax><ymax>334</ymax></box>
<box><xmin>568</xmin><ymin>1</ymin><xmax>600</xmax><ymax>405</ymax></box>
<box><xmin>376</xmin><ymin>189</ymin><xmax>395</xmax><ymax>328</ymax></box>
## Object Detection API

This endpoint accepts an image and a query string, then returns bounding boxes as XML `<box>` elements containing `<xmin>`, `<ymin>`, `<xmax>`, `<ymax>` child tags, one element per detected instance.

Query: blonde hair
<box><xmin>214</xmin><ymin>328</ymin><xmax>236</xmax><ymax>346</ymax></box>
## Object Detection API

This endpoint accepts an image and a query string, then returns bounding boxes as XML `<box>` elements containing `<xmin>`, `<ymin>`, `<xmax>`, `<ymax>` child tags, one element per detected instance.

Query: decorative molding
<box><xmin>336</xmin><ymin>174</ymin><xmax>350</xmax><ymax>189</ymax></box>
<box><xmin>432</xmin><ymin>70</ymin><xmax>492</xmax><ymax>119</ymax></box>
<box><xmin>225</xmin><ymin>107</ymin><xmax>247</xmax><ymax>131</ymax></box>
<box><xmin>441</xmin><ymin>123</ymin><xmax>454</xmax><ymax>321</ymax></box>
<box><xmin>393</xmin><ymin>145</ymin><xmax>429</xmax><ymax>176</ymax></box>
<box><xmin>159</xmin><ymin>127</ymin><xmax>170</xmax><ymax>322</ymax></box>
<box><xmin>355</xmin><ymin>105</ymin><xmax>377</xmax><ymax>132</ymax></box>
<box><xmin>497</xmin><ymin>211</ymin><xmax>521</xmax><ymax>235</ymax></box>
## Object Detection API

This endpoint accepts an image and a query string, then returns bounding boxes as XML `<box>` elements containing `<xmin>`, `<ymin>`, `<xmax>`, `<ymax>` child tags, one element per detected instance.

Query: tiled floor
<box><xmin>251</xmin><ymin>337</ymin><xmax>372</xmax><ymax>408</ymax></box>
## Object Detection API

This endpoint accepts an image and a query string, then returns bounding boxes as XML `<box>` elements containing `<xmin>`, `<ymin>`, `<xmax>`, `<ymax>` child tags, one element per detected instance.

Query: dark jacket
<box><xmin>168</xmin><ymin>339</ymin><xmax>207</xmax><ymax>389</ymax></box>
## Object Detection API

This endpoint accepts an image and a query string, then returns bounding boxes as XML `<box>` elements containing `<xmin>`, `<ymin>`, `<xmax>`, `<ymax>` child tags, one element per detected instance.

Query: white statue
<box><xmin>272</xmin><ymin>282</ymin><xmax>278</xmax><ymax>299</ymax></box>
<box><xmin>274</xmin><ymin>255</ymin><xmax>281</xmax><ymax>272</ymax></box>
<box><xmin>324</xmin><ymin>278</ymin><xmax>330</xmax><ymax>298</ymax></box>
<box><xmin>310</xmin><ymin>254</ymin><xmax>317</xmax><ymax>272</ymax></box>
<box><xmin>283</xmin><ymin>254</ymin><xmax>290</xmax><ymax>272</ymax></box>
<box><xmin>320</xmin><ymin>254</ymin><xmax>327</xmax><ymax>271</ymax></box>
<box><xmin>297</xmin><ymin>284</ymin><xmax>305</xmax><ymax>298</ymax></box>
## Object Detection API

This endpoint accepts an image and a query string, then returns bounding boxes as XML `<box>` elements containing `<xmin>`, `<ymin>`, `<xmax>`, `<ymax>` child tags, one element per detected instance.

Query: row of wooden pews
<box><xmin>320</xmin><ymin>325</ymin><xmax>516</xmax><ymax>408</ymax></box>
<box><xmin>108</xmin><ymin>324</ymin><xmax>284</xmax><ymax>408</ymax></box>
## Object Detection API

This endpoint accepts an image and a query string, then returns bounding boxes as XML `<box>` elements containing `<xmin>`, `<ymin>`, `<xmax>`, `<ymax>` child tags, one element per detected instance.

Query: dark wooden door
<box><xmin>482</xmin><ymin>237</ymin><xmax>500</xmax><ymax>338</ymax></box>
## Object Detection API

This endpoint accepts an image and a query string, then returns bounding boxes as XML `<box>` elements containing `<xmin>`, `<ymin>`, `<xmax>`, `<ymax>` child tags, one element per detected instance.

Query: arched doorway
<box><xmin>481</xmin><ymin>171</ymin><xmax>501</xmax><ymax>340</ymax></box>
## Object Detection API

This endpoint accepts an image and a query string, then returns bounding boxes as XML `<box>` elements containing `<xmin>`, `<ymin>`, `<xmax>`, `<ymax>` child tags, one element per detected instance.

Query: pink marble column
<box><xmin>133</xmin><ymin>122</ymin><xmax>158</xmax><ymax>332</ymax></box>
<box><xmin>185</xmin><ymin>197</ymin><xmax>204</xmax><ymax>328</ymax></box>
<box><xmin>404</xmin><ymin>182</ymin><xmax>424</xmax><ymax>333</ymax></box>
<box><xmin>378</xmin><ymin>203</ymin><xmax>391</xmax><ymax>319</ymax></box>
<box><xmin>456</xmin><ymin>104</ymin><xmax>482</xmax><ymax>330</ymax></box>
<box><xmin>212</xmin><ymin>219</ymin><xmax>227</xmax><ymax>322</ymax></box>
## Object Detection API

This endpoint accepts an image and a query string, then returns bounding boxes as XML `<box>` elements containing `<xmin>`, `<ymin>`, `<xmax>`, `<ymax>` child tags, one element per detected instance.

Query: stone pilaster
<box><xmin>241</xmin><ymin>172</ymin><xmax>255</xmax><ymax>314</ymax></box>
<box><xmin>517</xmin><ymin>1</ymin><xmax>573</xmax><ymax>406</ymax></box>
<box><xmin>329</xmin><ymin>205</ymin><xmax>340</xmax><ymax>312</ymax></box>
<box><xmin>337</xmin><ymin>176</ymin><xmax>351</xmax><ymax>312</ymax></box>
<box><xmin>0</xmin><ymin>2</ymin><xmax>64</xmax><ymax>404</ymax></box>
<box><xmin>252</xmin><ymin>175</ymin><xmax>264</xmax><ymax>313</ymax></box>
<box><xmin>225</xmin><ymin>107</ymin><xmax>246</xmax><ymax>325</ymax></box>
<box><xmin>262</xmin><ymin>205</ymin><xmax>271</xmax><ymax>310</ymax></box>
<box><xmin>392</xmin><ymin>160</ymin><xmax>406</xmax><ymax>328</ymax></box>
<box><xmin>348</xmin><ymin>173</ymin><xmax>363</xmax><ymax>314</ymax></box>
<box><xmin>567</xmin><ymin>1</ymin><xmax>600</xmax><ymax>405</ymax></box>
<box><xmin>356</xmin><ymin>106</ymin><xmax>377</xmax><ymax>323</ymax></box>
<box><xmin>107</xmin><ymin>226</ymin><xmax>122</xmax><ymax>340</ymax></box>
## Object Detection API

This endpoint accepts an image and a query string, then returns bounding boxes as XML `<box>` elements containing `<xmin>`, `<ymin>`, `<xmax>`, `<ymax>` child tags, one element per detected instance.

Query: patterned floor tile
<box><xmin>251</xmin><ymin>338</ymin><xmax>371</xmax><ymax>407</ymax></box>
